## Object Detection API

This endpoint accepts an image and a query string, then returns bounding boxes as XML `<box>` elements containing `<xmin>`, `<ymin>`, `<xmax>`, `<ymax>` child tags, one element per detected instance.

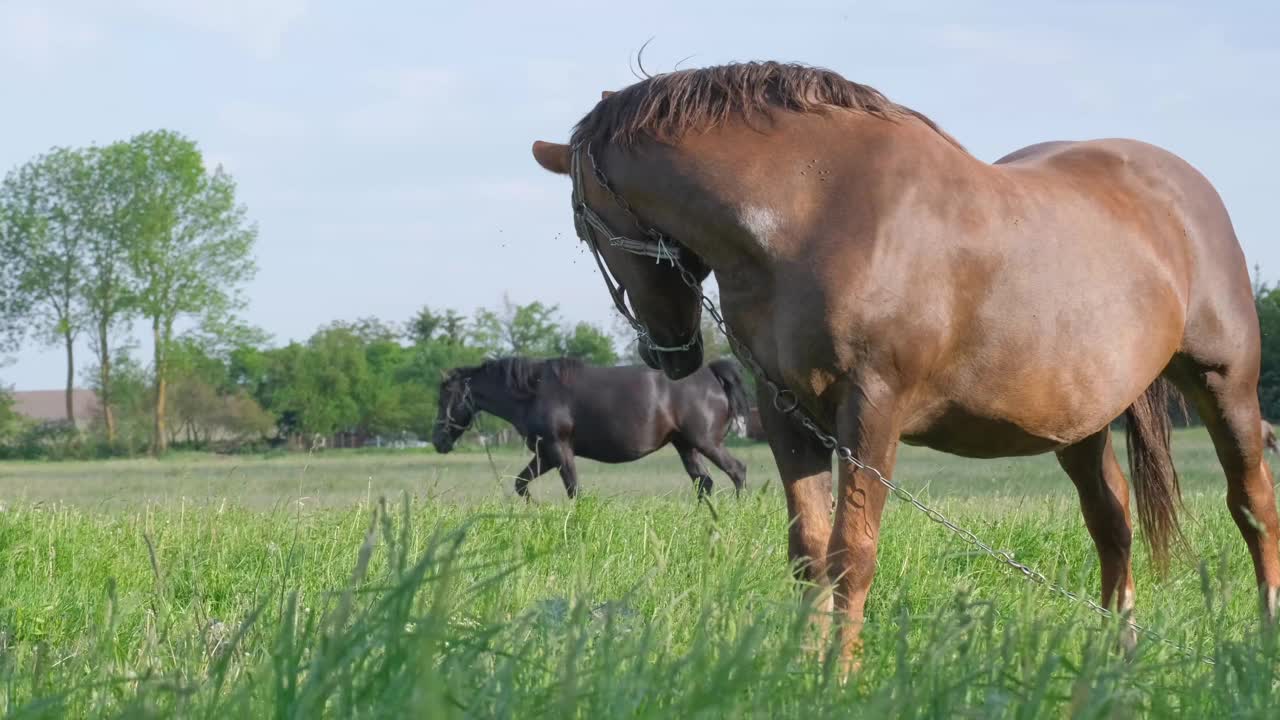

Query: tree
<box><xmin>1257</xmin><ymin>278</ymin><xmax>1280</xmax><ymax>421</ymax></box>
<box><xmin>407</xmin><ymin>305</ymin><xmax>467</xmax><ymax>345</ymax></box>
<box><xmin>0</xmin><ymin>229</ymin><xmax>26</xmax><ymax>354</ymax></box>
<box><xmin>229</xmin><ymin>343</ymin><xmax>304</xmax><ymax>438</ymax></box>
<box><xmin>471</xmin><ymin>296</ymin><xmax>562</xmax><ymax>356</ymax></box>
<box><xmin>80</xmin><ymin>142</ymin><xmax>143</xmax><ymax>444</ymax></box>
<box><xmin>0</xmin><ymin>147</ymin><xmax>93</xmax><ymax>425</ymax></box>
<box><xmin>118</xmin><ymin>130</ymin><xmax>257</xmax><ymax>454</ymax></box>
<box><xmin>0</xmin><ymin>382</ymin><xmax>20</xmax><ymax>445</ymax></box>
<box><xmin>168</xmin><ymin>366</ymin><xmax>273</xmax><ymax>448</ymax></box>
<box><xmin>170</xmin><ymin>373</ymin><xmax>221</xmax><ymax>445</ymax></box>
<box><xmin>82</xmin><ymin>350</ymin><xmax>154</xmax><ymax>455</ymax></box>
<box><xmin>321</xmin><ymin>317</ymin><xmax>400</xmax><ymax>345</ymax></box>
<box><xmin>279</xmin><ymin>327</ymin><xmax>368</xmax><ymax>437</ymax></box>
<box><xmin>558</xmin><ymin>322</ymin><xmax>618</xmax><ymax>365</ymax></box>
<box><xmin>216</xmin><ymin>391</ymin><xmax>275</xmax><ymax>446</ymax></box>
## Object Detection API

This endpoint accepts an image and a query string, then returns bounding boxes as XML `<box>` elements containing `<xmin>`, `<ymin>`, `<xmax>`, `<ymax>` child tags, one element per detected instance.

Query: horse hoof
<box><xmin>1119</xmin><ymin>627</ymin><xmax>1138</xmax><ymax>660</ymax></box>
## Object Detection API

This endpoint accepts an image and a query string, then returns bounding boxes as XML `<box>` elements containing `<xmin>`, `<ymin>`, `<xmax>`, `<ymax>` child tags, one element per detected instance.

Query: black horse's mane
<box><xmin>465</xmin><ymin>356</ymin><xmax>585</xmax><ymax>398</ymax></box>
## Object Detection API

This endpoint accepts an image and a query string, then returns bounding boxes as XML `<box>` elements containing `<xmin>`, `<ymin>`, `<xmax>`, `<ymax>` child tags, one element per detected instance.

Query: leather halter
<box><xmin>569</xmin><ymin>142</ymin><xmax>700</xmax><ymax>354</ymax></box>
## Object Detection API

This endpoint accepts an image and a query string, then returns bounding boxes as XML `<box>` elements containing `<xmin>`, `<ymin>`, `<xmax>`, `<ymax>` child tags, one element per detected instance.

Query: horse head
<box><xmin>432</xmin><ymin>369</ymin><xmax>475</xmax><ymax>452</ymax></box>
<box><xmin>531</xmin><ymin>137</ymin><xmax>708</xmax><ymax>379</ymax></box>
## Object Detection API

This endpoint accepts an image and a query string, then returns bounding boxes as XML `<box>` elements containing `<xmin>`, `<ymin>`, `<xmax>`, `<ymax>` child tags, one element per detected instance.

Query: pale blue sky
<box><xmin>2</xmin><ymin>0</ymin><xmax>1277</xmax><ymax>390</ymax></box>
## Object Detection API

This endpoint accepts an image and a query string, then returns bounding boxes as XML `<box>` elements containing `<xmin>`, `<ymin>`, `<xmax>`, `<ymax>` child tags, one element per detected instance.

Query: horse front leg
<box><xmin>514</xmin><ymin>441</ymin><xmax>557</xmax><ymax>499</ymax></box>
<box><xmin>757</xmin><ymin>385</ymin><xmax>834</xmax><ymax>612</ymax></box>
<box><xmin>557</xmin><ymin>445</ymin><xmax>579</xmax><ymax>499</ymax></box>
<box><xmin>827</xmin><ymin>382</ymin><xmax>900</xmax><ymax>674</ymax></box>
<box><xmin>672</xmin><ymin>436</ymin><xmax>714</xmax><ymax>499</ymax></box>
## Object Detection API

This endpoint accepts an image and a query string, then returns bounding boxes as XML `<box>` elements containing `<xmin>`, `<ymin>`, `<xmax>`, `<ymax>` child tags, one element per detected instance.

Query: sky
<box><xmin>1</xmin><ymin>0</ymin><xmax>1278</xmax><ymax>390</ymax></box>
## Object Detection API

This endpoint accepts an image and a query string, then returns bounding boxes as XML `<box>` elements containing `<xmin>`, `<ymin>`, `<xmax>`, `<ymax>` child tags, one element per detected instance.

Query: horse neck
<box><xmin>621</xmin><ymin>116</ymin><xmax>974</xmax><ymax>271</ymax></box>
<box><xmin>468</xmin><ymin>376</ymin><xmax>531</xmax><ymax>430</ymax></box>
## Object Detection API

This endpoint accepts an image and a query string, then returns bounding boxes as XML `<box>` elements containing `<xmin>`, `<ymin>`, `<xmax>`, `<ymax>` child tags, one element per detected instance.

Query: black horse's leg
<box><xmin>672</xmin><ymin>437</ymin><xmax>714</xmax><ymax>498</ymax></box>
<box><xmin>557</xmin><ymin>444</ymin><xmax>579</xmax><ymax>499</ymax></box>
<box><xmin>514</xmin><ymin>450</ymin><xmax>556</xmax><ymax>499</ymax></box>
<box><xmin>690</xmin><ymin>441</ymin><xmax>747</xmax><ymax>497</ymax></box>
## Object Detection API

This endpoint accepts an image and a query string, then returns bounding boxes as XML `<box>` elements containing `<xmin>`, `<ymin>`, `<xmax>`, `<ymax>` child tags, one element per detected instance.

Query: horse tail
<box><xmin>1124</xmin><ymin>376</ymin><xmax>1186</xmax><ymax>574</ymax></box>
<box><xmin>707</xmin><ymin>359</ymin><xmax>750</xmax><ymax>437</ymax></box>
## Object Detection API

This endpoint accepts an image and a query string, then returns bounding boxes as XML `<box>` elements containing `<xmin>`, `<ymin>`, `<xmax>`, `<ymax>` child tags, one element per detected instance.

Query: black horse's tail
<box><xmin>708</xmin><ymin>359</ymin><xmax>750</xmax><ymax>438</ymax></box>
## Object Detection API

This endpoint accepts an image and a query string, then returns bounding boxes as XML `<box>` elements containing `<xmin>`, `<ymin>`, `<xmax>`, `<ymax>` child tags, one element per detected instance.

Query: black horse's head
<box><xmin>432</xmin><ymin>369</ymin><xmax>475</xmax><ymax>453</ymax></box>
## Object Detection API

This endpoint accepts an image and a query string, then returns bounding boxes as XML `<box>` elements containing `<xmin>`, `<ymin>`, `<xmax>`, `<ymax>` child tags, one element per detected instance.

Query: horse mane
<box><xmin>572</xmin><ymin>61</ymin><xmax>963</xmax><ymax>151</ymax></box>
<box><xmin>470</xmin><ymin>356</ymin><xmax>586</xmax><ymax>398</ymax></box>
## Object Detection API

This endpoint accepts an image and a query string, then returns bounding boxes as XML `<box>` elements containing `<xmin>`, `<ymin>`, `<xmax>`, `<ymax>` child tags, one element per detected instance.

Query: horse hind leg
<box><xmin>1169</xmin><ymin>355</ymin><xmax>1280</xmax><ymax>619</ymax></box>
<box><xmin>672</xmin><ymin>437</ymin><xmax>714</xmax><ymax>498</ymax></box>
<box><xmin>1056</xmin><ymin>429</ymin><xmax>1138</xmax><ymax>653</ymax></box>
<box><xmin>687</xmin><ymin>437</ymin><xmax>747</xmax><ymax>497</ymax></box>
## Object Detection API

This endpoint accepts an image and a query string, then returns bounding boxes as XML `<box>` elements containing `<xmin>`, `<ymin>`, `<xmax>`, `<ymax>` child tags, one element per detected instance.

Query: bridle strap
<box><xmin>569</xmin><ymin>143</ymin><xmax>699</xmax><ymax>354</ymax></box>
<box><xmin>440</xmin><ymin>380</ymin><xmax>476</xmax><ymax>434</ymax></box>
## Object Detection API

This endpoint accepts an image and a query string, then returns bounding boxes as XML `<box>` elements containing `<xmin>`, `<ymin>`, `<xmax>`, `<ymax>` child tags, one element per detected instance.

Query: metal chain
<box><xmin>576</xmin><ymin>144</ymin><xmax>1216</xmax><ymax>665</ymax></box>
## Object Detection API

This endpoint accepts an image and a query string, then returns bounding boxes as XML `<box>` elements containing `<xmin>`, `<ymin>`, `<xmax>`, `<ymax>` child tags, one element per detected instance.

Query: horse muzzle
<box><xmin>431</xmin><ymin>430</ymin><xmax>456</xmax><ymax>454</ymax></box>
<box><xmin>639</xmin><ymin>334</ymin><xmax>704</xmax><ymax>380</ymax></box>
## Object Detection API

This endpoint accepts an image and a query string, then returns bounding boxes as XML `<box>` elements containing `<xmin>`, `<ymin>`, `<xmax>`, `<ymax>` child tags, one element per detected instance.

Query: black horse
<box><xmin>432</xmin><ymin>356</ymin><xmax>750</xmax><ymax>498</ymax></box>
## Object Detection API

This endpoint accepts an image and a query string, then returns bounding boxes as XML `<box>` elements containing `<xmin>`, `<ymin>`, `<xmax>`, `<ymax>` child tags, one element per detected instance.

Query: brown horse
<box><xmin>531</xmin><ymin>62</ymin><xmax>1279</xmax><ymax>662</ymax></box>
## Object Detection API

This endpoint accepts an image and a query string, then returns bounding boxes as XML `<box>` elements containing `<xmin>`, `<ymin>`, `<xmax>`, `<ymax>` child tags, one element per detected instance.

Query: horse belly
<box><xmin>565</xmin><ymin>399</ymin><xmax>668</xmax><ymax>464</ymax></box>
<box><xmin>908</xmin><ymin>317</ymin><xmax>1176</xmax><ymax>457</ymax></box>
<box><xmin>933</xmin><ymin>230</ymin><xmax>1185</xmax><ymax>452</ymax></box>
<box><xmin>902</xmin><ymin>406</ymin><xmax>1081</xmax><ymax>457</ymax></box>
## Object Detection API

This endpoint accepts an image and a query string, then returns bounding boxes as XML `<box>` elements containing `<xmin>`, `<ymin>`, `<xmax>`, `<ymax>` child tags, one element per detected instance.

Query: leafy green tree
<box><xmin>0</xmin><ymin>235</ymin><xmax>26</xmax><ymax>354</ymax></box>
<box><xmin>277</xmin><ymin>327</ymin><xmax>368</xmax><ymax>437</ymax></box>
<box><xmin>83</xmin><ymin>350</ymin><xmax>154</xmax><ymax>455</ymax></box>
<box><xmin>360</xmin><ymin>335</ymin><xmax>412</xmax><ymax>436</ymax></box>
<box><xmin>0</xmin><ymin>382</ymin><xmax>20</xmax><ymax>445</ymax></box>
<box><xmin>169</xmin><ymin>369</ymin><xmax>273</xmax><ymax>448</ymax></box>
<box><xmin>558</xmin><ymin>322</ymin><xmax>618</xmax><ymax>366</ymax></box>
<box><xmin>170</xmin><ymin>373</ymin><xmax>221</xmax><ymax>445</ymax></box>
<box><xmin>399</xmin><ymin>306</ymin><xmax>487</xmax><ymax>436</ymax></box>
<box><xmin>321</xmin><ymin>317</ymin><xmax>401</xmax><ymax>345</ymax></box>
<box><xmin>471</xmin><ymin>296</ymin><xmax>562</xmax><ymax>357</ymax></box>
<box><xmin>407</xmin><ymin>305</ymin><xmax>467</xmax><ymax>345</ymax></box>
<box><xmin>217</xmin><ymin>390</ymin><xmax>275</xmax><ymax>446</ymax></box>
<box><xmin>229</xmin><ymin>343</ymin><xmax>304</xmax><ymax>437</ymax></box>
<box><xmin>0</xmin><ymin>147</ymin><xmax>93</xmax><ymax>424</ymax></box>
<box><xmin>168</xmin><ymin>338</ymin><xmax>231</xmax><ymax>393</ymax></box>
<box><xmin>117</xmin><ymin>130</ymin><xmax>257</xmax><ymax>454</ymax></box>
<box><xmin>80</xmin><ymin>142</ymin><xmax>143</xmax><ymax>443</ymax></box>
<box><xmin>1257</xmin><ymin>279</ymin><xmax>1280</xmax><ymax>421</ymax></box>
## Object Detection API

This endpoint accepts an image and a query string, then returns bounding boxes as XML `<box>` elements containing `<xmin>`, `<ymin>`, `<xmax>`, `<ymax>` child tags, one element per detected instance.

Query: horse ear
<box><xmin>601</xmin><ymin>90</ymin><xmax>614</xmax><ymax>100</ymax></box>
<box><xmin>439</xmin><ymin>369</ymin><xmax>449</xmax><ymax>381</ymax></box>
<box><xmin>532</xmin><ymin>140</ymin><xmax>571</xmax><ymax>175</ymax></box>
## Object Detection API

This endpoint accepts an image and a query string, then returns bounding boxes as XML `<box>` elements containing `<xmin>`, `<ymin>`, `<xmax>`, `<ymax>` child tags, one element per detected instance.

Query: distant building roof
<box><xmin>11</xmin><ymin>389</ymin><xmax>100</xmax><ymax>427</ymax></box>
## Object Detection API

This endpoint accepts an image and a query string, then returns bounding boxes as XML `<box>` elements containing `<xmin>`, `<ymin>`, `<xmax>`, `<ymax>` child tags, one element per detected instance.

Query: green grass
<box><xmin>1</xmin><ymin>429</ymin><xmax>1277</xmax><ymax>717</ymax></box>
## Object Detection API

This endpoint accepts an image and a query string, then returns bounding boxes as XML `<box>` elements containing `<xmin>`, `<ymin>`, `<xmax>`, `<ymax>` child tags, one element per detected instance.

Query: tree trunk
<box><xmin>151</xmin><ymin>320</ymin><xmax>168</xmax><ymax>455</ymax></box>
<box><xmin>99</xmin><ymin>323</ymin><xmax>116</xmax><ymax>443</ymax></box>
<box><xmin>64</xmin><ymin>329</ymin><xmax>76</xmax><ymax>428</ymax></box>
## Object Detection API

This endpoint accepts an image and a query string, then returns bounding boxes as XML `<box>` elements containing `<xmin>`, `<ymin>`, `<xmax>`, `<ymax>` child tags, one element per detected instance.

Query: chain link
<box><xmin>573</xmin><ymin>143</ymin><xmax>1215</xmax><ymax>666</ymax></box>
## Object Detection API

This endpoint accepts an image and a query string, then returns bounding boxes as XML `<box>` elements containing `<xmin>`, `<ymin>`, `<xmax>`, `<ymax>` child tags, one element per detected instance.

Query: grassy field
<box><xmin>1</xmin><ymin>429</ymin><xmax>1278</xmax><ymax>717</ymax></box>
